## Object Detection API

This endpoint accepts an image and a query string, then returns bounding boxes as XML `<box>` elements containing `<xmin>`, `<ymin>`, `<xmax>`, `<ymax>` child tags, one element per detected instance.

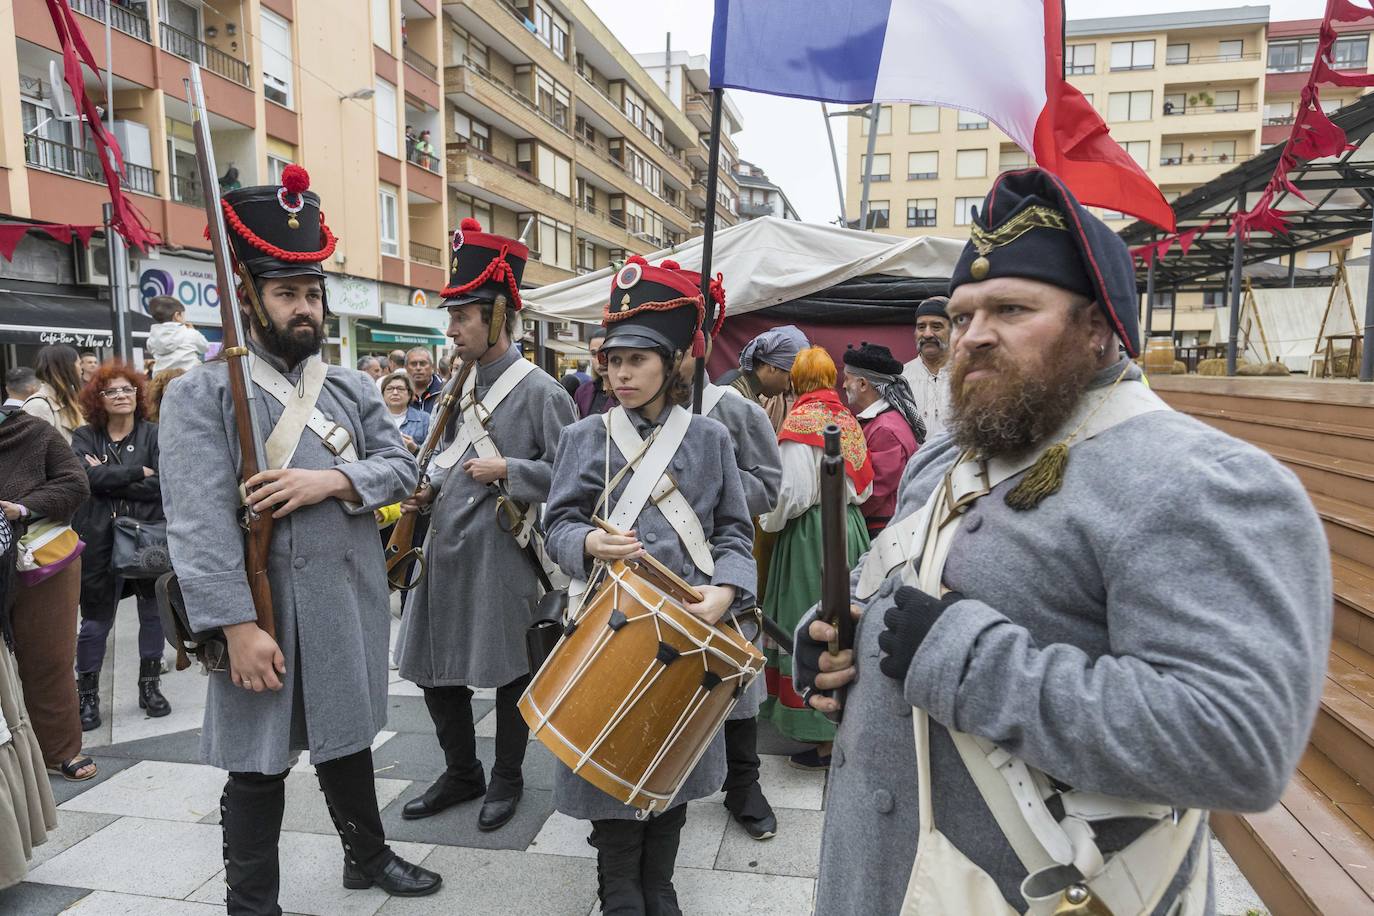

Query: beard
<box><xmin>948</xmin><ymin>322</ymin><xmax>1100</xmax><ymax>459</ymax></box>
<box><xmin>256</xmin><ymin>312</ymin><xmax>324</xmax><ymax>367</ymax></box>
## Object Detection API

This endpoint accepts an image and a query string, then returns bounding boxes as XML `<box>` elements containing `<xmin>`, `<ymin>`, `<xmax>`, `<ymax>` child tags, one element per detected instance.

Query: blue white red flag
<box><xmin>710</xmin><ymin>0</ymin><xmax>1175</xmax><ymax>231</ymax></box>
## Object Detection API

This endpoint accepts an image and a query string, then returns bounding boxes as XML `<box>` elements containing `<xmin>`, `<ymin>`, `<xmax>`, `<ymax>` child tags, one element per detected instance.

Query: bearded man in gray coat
<box><xmin>795</xmin><ymin>169</ymin><xmax>1331</xmax><ymax>915</ymax></box>
<box><xmin>160</xmin><ymin>175</ymin><xmax>439</xmax><ymax>915</ymax></box>
<box><xmin>396</xmin><ymin>219</ymin><xmax>576</xmax><ymax>832</ymax></box>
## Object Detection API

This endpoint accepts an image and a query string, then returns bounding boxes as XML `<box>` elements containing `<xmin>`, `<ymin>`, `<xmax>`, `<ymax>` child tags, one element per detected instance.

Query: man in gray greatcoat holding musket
<box><xmin>794</xmin><ymin>168</ymin><xmax>1331</xmax><ymax>915</ymax></box>
<box><xmin>397</xmin><ymin>218</ymin><xmax>576</xmax><ymax>832</ymax></box>
<box><xmin>159</xmin><ymin>168</ymin><xmax>440</xmax><ymax>915</ymax></box>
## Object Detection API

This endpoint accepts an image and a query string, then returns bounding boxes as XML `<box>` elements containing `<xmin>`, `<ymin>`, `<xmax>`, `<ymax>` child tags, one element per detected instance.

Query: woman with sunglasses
<box><xmin>69</xmin><ymin>362</ymin><xmax>170</xmax><ymax>731</ymax></box>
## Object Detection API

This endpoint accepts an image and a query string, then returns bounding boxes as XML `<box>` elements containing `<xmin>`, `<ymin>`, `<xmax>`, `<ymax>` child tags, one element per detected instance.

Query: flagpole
<box><xmin>857</xmin><ymin>104</ymin><xmax>880</xmax><ymax>228</ymax></box>
<box><xmin>693</xmin><ymin>87</ymin><xmax>725</xmax><ymax>414</ymax></box>
<box><xmin>820</xmin><ymin>103</ymin><xmax>847</xmax><ymax>224</ymax></box>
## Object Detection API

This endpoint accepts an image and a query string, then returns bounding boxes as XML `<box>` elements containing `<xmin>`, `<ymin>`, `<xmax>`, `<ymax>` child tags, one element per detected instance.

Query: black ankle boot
<box><xmin>138</xmin><ymin>658</ymin><xmax>171</xmax><ymax>717</ymax></box>
<box><xmin>77</xmin><ymin>671</ymin><xmax>100</xmax><ymax>731</ymax></box>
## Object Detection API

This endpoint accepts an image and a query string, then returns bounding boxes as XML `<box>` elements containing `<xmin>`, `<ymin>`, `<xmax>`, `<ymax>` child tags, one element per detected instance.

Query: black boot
<box><xmin>589</xmin><ymin>818</ymin><xmax>648</xmax><ymax>915</ymax></box>
<box><xmin>640</xmin><ymin>805</ymin><xmax>687</xmax><ymax>916</ymax></box>
<box><xmin>138</xmin><ymin>658</ymin><xmax>171</xmax><ymax>717</ymax></box>
<box><xmin>76</xmin><ymin>671</ymin><xmax>100</xmax><ymax>731</ymax></box>
<box><xmin>223</xmin><ymin>771</ymin><xmax>287</xmax><ymax>916</ymax></box>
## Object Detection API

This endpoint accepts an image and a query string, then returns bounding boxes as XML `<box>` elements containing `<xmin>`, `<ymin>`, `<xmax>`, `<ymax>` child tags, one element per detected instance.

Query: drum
<box><xmin>518</xmin><ymin>556</ymin><xmax>765</xmax><ymax>813</ymax></box>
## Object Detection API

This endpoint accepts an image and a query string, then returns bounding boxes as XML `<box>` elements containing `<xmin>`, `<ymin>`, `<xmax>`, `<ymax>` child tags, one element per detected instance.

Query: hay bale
<box><xmin>1172</xmin><ymin>360</ymin><xmax>1188</xmax><ymax>374</ymax></box>
<box><xmin>1263</xmin><ymin>361</ymin><xmax>1290</xmax><ymax>376</ymax></box>
<box><xmin>1332</xmin><ymin>353</ymin><xmax>1352</xmax><ymax>376</ymax></box>
<box><xmin>1197</xmin><ymin>358</ymin><xmax>1228</xmax><ymax>376</ymax></box>
<box><xmin>1236</xmin><ymin>361</ymin><xmax>1289</xmax><ymax>377</ymax></box>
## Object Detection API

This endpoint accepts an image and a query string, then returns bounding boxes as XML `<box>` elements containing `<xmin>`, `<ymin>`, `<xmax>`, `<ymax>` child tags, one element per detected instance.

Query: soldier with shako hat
<box><xmin>544</xmin><ymin>256</ymin><xmax>758</xmax><ymax>912</ymax></box>
<box><xmin>159</xmin><ymin>166</ymin><xmax>441</xmax><ymax>914</ymax></box>
<box><xmin>792</xmin><ymin>168</ymin><xmax>1331</xmax><ymax>915</ymax></box>
<box><xmin>395</xmin><ymin>218</ymin><xmax>575</xmax><ymax>831</ymax></box>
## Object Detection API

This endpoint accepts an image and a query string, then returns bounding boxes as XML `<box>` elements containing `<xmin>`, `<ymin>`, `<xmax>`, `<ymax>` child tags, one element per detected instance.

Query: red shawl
<box><xmin>778</xmin><ymin>389</ymin><xmax>874</xmax><ymax>494</ymax></box>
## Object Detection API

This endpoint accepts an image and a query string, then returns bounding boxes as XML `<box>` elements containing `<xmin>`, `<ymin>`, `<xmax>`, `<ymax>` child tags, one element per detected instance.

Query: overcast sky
<box><xmin>583</xmin><ymin>0</ymin><xmax>1332</xmax><ymax>223</ymax></box>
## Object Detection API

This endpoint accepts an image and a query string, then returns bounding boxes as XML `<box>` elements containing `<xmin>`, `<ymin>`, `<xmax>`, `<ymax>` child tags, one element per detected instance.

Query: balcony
<box><xmin>71</xmin><ymin>0</ymin><xmax>149</xmax><ymax>41</ymax></box>
<box><xmin>1170</xmin><ymin>52</ymin><xmax>1262</xmax><ymax>66</ymax></box>
<box><xmin>575</xmin><ymin>77</ymin><xmax>692</xmax><ymax>187</ymax></box>
<box><xmin>685</xmin><ymin>94</ymin><xmax>712</xmax><ymax>131</ymax></box>
<box><xmin>447</xmin><ymin>143</ymin><xmax>576</xmax><ymax>223</ymax></box>
<box><xmin>404</xmin><ymin>46</ymin><xmax>437</xmax><ymax>82</ymax></box>
<box><xmin>1155</xmin><ymin>154</ymin><xmax>1254</xmax><ymax>184</ymax></box>
<box><xmin>24</xmin><ymin>134</ymin><xmax>157</xmax><ymax>195</ymax></box>
<box><xmin>170</xmin><ymin>171</ymin><xmax>204</xmax><ymax>205</ymax></box>
<box><xmin>740</xmin><ymin>200</ymin><xmax>773</xmax><ymax>219</ymax></box>
<box><xmin>1157</xmin><ymin>101</ymin><xmax>1259</xmax><ymax>135</ymax></box>
<box><xmin>159</xmin><ymin>23</ymin><xmax>251</xmax><ymax>87</ymax></box>
<box><xmin>409</xmin><ymin>239</ymin><xmax>442</xmax><ymax>267</ymax></box>
<box><xmin>447</xmin><ymin>63</ymin><xmax>570</xmax><ymax>142</ymax></box>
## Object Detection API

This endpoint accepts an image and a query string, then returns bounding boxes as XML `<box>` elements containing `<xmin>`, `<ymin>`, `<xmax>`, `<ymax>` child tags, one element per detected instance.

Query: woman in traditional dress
<box><xmin>759</xmin><ymin>346</ymin><xmax>873</xmax><ymax>770</ymax></box>
<box><xmin>544</xmin><ymin>256</ymin><xmax>756</xmax><ymax>914</ymax></box>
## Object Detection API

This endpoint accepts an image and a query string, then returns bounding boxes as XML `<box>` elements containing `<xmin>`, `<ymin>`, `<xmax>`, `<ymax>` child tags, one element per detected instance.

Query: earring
<box><xmin>1097</xmin><ymin>344</ymin><xmax>1106</xmax><ymax>357</ymax></box>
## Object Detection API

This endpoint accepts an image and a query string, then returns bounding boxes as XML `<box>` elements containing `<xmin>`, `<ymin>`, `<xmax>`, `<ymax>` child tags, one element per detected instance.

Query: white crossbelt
<box><xmin>431</xmin><ymin>357</ymin><xmax>537</xmax><ymax>471</ymax></box>
<box><xmin>250</xmin><ymin>355</ymin><xmax>357</xmax><ymax>470</ymax></box>
<box><xmin>605</xmin><ymin>405</ymin><xmax>714</xmax><ymax>576</ymax></box>
<box><xmin>700</xmin><ymin>382</ymin><xmax>733</xmax><ymax>416</ymax></box>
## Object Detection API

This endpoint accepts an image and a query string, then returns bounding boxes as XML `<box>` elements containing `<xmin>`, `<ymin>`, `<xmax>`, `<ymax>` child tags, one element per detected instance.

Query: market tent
<box><xmin>522</xmin><ymin>216</ymin><xmax>965</xmax><ymax>324</ymax></box>
<box><xmin>1218</xmin><ymin>274</ymin><xmax>1359</xmax><ymax>372</ymax></box>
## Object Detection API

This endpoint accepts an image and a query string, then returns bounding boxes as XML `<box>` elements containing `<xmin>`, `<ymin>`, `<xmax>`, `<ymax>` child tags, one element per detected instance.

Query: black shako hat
<box><xmin>843</xmin><ymin>342</ymin><xmax>903</xmax><ymax>376</ymax></box>
<box><xmin>948</xmin><ymin>168</ymin><xmax>1141</xmax><ymax>357</ymax></box>
<box><xmin>440</xmin><ymin>218</ymin><xmax>528</xmax><ymax>308</ymax></box>
<box><xmin>221</xmin><ymin>165</ymin><xmax>336</xmax><ymax>282</ymax></box>
<box><xmin>601</xmin><ymin>256</ymin><xmax>723</xmax><ymax>358</ymax></box>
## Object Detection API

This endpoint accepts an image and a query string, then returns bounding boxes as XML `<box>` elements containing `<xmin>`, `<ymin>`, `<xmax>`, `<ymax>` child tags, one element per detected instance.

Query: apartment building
<box><xmin>1</xmin><ymin>0</ymin><xmax>458</xmax><ymax>368</ymax></box>
<box><xmin>735</xmin><ymin>159</ymin><xmax>800</xmax><ymax>221</ymax></box>
<box><xmin>441</xmin><ymin>1</ymin><xmax>740</xmax><ymax>292</ymax></box>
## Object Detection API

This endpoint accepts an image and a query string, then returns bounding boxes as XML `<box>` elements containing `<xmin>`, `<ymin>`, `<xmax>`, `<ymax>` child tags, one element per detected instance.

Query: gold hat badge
<box><xmin>969</xmin><ymin>204</ymin><xmax>1069</xmax><ymax>280</ymax></box>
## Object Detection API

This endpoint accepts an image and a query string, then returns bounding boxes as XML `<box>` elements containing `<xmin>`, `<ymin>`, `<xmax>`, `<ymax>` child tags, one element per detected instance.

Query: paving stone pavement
<box><xmin>0</xmin><ymin>596</ymin><xmax>1269</xmax><ymax>915</ymax></box>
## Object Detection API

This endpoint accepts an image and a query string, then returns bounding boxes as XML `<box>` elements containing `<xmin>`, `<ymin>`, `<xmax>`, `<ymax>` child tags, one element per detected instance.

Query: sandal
<box><xmin>47</xmin><ymin>754</ymin><xmax>98</xmax><ymax>782</ymax></box>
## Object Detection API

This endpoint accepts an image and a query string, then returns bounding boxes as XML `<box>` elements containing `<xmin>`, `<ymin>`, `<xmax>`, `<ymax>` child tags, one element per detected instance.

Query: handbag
<box><xmin>112</xmin><ymin>517</ymin><xmax>170</xmax><ymax>579</ymax></box>
<box><xmin>16</xmin><ymin>518</ymin><xmax>85</xmax><ymax>587</ymax></box>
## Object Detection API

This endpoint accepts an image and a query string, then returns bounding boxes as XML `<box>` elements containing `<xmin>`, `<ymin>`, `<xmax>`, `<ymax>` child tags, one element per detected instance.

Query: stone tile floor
<box><xmin>0</xmin><ymin>598</ymin><xmax>1269</xmax><ymax>915</ymax></box>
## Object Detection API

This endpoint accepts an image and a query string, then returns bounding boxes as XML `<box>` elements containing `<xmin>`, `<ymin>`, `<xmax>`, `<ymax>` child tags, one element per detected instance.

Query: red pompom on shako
<box><xmin>440</xmin><ymin>218</ymin><xmax>529</xmax><ymax>309</ymax></box>
<box><xmin>219</xmin><ymin>174</ymin><xmax>337</xmax><ymax>284</ymax></box>
<box><xmin>602</xmin><ymin>258</ymin><xmax>711</xmax><ymax>358</ymax></box>
<box><xmin>280</xmin><ymin>164</ymin><xmax>310</xmax><ymax>196</ymax></box>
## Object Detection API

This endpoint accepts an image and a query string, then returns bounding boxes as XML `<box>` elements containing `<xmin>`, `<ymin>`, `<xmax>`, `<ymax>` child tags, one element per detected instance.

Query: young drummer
<box><xmin>543</xmin><ymin>256</ymin><xmax>757</xmax><ymax>914</ymax></box>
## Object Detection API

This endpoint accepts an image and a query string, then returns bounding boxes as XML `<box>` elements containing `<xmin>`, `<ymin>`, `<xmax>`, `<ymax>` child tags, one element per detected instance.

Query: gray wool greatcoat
<box><xmin>705</xmin><ymin>383</ymin><xmax>781</xmax><ymax>720</ymax></box>
<box><xmin>159</xmin><ymin>347</ymin><xmax>418</xmax><ymax>774</ymax></box>
<box><xmin>396</xmin><ymin>344</ymin><xmax>576</xmax><ymax>689</ymax></box>
<box><xmin>544</xmin><ymin>404</ymin><xmax>757</xmax><ymax>821</ymax></box>
<box><xmin>796</xmin><ymin>360</ymin><xmax>1332</xmax><ymax>915</ymax></box>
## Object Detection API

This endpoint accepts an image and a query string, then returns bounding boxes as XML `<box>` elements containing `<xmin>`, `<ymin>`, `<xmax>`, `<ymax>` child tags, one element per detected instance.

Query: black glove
<box><xmin>878</xmin><ymin>587</ymin><xmax>964</xmax><ymax>681</ymax></box>
<box><xmin>793</xmin><ymin>618</ymin><xmax>826</xmax><ymax>700</ymax></box>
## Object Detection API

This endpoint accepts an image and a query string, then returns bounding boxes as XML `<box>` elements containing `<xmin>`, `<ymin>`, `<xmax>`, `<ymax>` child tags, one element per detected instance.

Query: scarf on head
<box><xmin>846</xmin><ymin>366</ymin><xmax>927</xmax><ymax>445</ymax></box>
<box><xmin>779</xmin><ymin>389</ymin><xmax>874</xmax><ymax>494</ymax></box>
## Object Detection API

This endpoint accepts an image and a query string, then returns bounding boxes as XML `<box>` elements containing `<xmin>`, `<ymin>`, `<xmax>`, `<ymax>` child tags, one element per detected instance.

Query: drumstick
<box><xmin>593</xmin><ymin>517</ymin><xmax>705</xmax><ymax>604</ymax></box>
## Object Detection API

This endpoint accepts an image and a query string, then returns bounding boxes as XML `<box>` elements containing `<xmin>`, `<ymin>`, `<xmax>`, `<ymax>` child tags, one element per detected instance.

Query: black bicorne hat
<box><xmin>843</xmin><ymin>341</ymin><xmax>903</xmax><ymax>376</ymax></box>
<box><xmin>440</xmin><ymin>218</ymin><xmax>527</xmax><ymax>309</ymax></box>
<box><xmin>221</xmin><ymin>165</ymin><xmax>336</xmax><ymax>281</ymax></box>
<box><xmin>601</xmin><ymin>257</ymin><xmax>721</xmax><ymax>358</ymax></box>
<box><xmin>948</xmin><ymin>168</ymin><xmax>1140</xmax><ymax>357</ymax></box>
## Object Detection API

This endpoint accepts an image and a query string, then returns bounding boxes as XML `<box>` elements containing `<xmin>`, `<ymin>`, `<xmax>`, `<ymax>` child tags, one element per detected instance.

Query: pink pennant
<box><xmin>0</xmin><ymin>225</ymin><xmax>30</xmax><ymax>260</ymax></box>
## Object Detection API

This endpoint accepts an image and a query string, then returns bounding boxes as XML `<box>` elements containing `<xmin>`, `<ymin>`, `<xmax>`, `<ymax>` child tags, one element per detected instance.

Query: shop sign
<box><xmin>137</xmin><ymin>254</ymin><xmax>220</xmax><ymax>325</ymax></box>
<box><xmin>410</xmin><ymin>289</ymin><xmax>428</xmax><ymax>309</ymax></box>
<box><xmin>325</xmin><ymin>274</ymin><xmax>383</xmax><ymax>318</ymax></box>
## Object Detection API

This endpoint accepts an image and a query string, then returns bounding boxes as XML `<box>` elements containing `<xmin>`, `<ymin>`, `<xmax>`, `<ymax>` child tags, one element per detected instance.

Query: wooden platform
<box><xmin>1154</xmin><ymin>375</ymin><xmax>1374</xmax><ymax>916</ymax></box>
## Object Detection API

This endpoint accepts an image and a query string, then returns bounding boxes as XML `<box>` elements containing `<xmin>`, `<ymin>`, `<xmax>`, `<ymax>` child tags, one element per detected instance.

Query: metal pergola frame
<box><xmin>1118</xmin><ymin>93</ymin><xmax>1374</xmax><ymax>380</ymax></box>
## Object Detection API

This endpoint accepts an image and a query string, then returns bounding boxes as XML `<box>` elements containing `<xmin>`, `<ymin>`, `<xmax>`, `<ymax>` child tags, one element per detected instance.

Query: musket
<box><xmin>384</xmin><ymin>358</ymin><xmax>476</xmax><ymax>590</ymax></box>
<box><xmin>187</xmin><ymin>65</ymin><xmax>276</xmax><ymax>638</ymax></box>
<box><xmin>819</xmin><ymin>424</ymin><xmax>853</xmax><ymax>661</ymax></box>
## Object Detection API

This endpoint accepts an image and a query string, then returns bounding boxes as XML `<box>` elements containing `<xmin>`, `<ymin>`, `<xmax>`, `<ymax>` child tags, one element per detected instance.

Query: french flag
<box><xmin>710</xmin><ymin>0</ymin><xmax>1176</xmax><ymax>231</ymax></box>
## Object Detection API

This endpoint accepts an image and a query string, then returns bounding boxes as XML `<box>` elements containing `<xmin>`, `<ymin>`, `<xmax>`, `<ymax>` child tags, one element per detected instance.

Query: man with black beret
<box><xmin>793</xmin><ymin>167</ymin><xmax>1331</xmax><ymax>914</ymax></box>
<box><xmin>901</xmin><ymin>296</ymin><xmax>953</xmax><ymax>441</ymax></box>
<box><xmin>841</xmin><ymin>342</ymin><xmax>923</xmax><ymax>537</ymax></box>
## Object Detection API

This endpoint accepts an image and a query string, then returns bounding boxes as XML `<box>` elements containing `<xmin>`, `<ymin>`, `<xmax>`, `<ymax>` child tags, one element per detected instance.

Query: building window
<box><xmin>453</xmin><ymin>111</ymin><xmax>489</xmax><ymax>151</ymax></box>
<box><xmin>1160</xmin><ymin>142</ymin><xmax>1183</xmax><ymax>166</ymax></box>
<box><xmin>451</xmin><ymin>191</ymin><xmax>492</xmax><ymax>228</ymax></box>
<box><xmin>1107</xmin><ymin>90</ymin><xmax>1153</xmax><ymax>122</ymax></box>
<box><xmin>574</xmin><ymin>115</ymin><xmax>596</xmax><ymax>144</ymax></box>
<box><xmin>535</xmin><ymin>69</ymin><xmax>571</xmax><ymax>130</ymax></box>
<box><xmin>954</xmin><ymin>197</ymin><xmax>979</xmax><ymax>226</ymax></box>
<box><xmin>449</xmin><ymin>25</ymin><xmax>488</xmax><ymax>70</ymax></box>
<box><xmin>1110</xmin><ymin>39</ymin><xmax>1155</xmax><ymax>71</ymax></box>
<box><xmin>1123</xmin><ymin>140</ymin><xmax>1150</xmax><ymax>169</ymax></box>
<box><xmin>998</xmin><ymin>147</ymin><xmax>1029</xmax><ymax>172</ymax></box>
<box><xmin>1214</xmin><ymin>90</ymin><xmax>1240</xmax><ymax>113</ymax></box>
<box><xmin>907</xmin><ymin>151</ymin><xmax>938</xmax><ymax>180</ymax></box>
<box><xmin>371</xmin><ymin>0</ymin><xmax>391</xmax><ymax>53</ymax></box>
<box><xmin>374</xmin><ymin>78</ymin><xmax>398</xmax><ymax>157</ymax></box>
<box><xmin>909</xmin><ymin>104</ymin><xmax>939</xmax><ymax>133</ymax></box>
<box><xmin>1099</xmin><ymin>210</ymin><xmax>1125</xmax><ymax>221</ymax></box>
<box><xmin>860</xmin><ymin>105</ymin><xmax>892</xmax><ymax>135</ymax></box>
<box><xmin>1212</xmin><ymin>140</ymin><xmax>1236</xmax><ymax>162</ymax></box>
<box><xmin>907</xmin><ymin>198</ymin><xmax>936</xmax><ymax>228</ymax></box>
<box><xmin>1163</xmin><ymin>92</ymin><xmax>1186</xmax><ymax>116</ymax></box>
<box><xmin>860</xmin><ymin>153</ymin><xmax>890</xmax><ymax>181</ymax></box>
<box><xmin>529</xmin><ymin>215</ymin><xmax>573</xmax><ymax>269</ymax></box>
<box><xmin>267</xmin><ymin>154</ymin><xmax>293</xmax><ymax>184</ymax></box>
<box><xmin>1217</xmin><ymin>39</ymin><xmax>1244</xmax><ymax>61</ymax></box>
<box><xmin>1264</xmin><ymin>101</ymin><xmax>1295</xmax><ymax>125</ymax></box>
<box><xmin>1333</xmin><ymin>35</ymin><xmax>1369</xmax><ymax>70</ymax></box>
<box><xmin>1268</xmin><ymin>38</ymin><xmax>1317</xmax><ymax>72</ymax></box>
<box><xmin>957</xmin><ymin>109</ymin><xmax>988</xmax><ymax>130</ymax></box>
<box><xmin>534</xmin><ymin>2</ymin><xmax>570</xmax><ymax>59</ymax></box>
<box><xmin>536</xmin><ymin>144</ymin><xmax>573</xmax><ymax>198</ymax></box>
<box><xmin>1306</xmin><ymin>250</ymin><xmax>1333</xmax><ymax>269</ymax></box>
<box><xmin>577</xmin><ymin>238</ymin><xmax>596</xmax><ymax>272</ymax></box>
<box><xmin>1165</xmin><ymin>43</ymin><xmax>1189</xmax><ymax>65</ymax></box>
<box><xmin>378</xmin><ymin>185</ymin><xmax>399</xmax><ymax>256</ymax></box>
<box><xmin>260</xmin><ymin>9</ymin><xmax>293</xmax><ymax>108</ymax></box>
<box><xmin>866</xmin><ymin>201</ymin><xmax>889</xmax><ymax>229</ymax></box>
<box><xmin>1203</xmin><ymin>290</ymin><xmax>1227</xmax><ymax>308</ymax></box>
<box><xmin>1066</xmin><ymin>44</ymin><xmax>1094</xmax><ymax>75</ymax></box>
<box><xmin>955</xmin><ymin>148</ymin><xmax>987</xmax><ymax>179</ymax></box>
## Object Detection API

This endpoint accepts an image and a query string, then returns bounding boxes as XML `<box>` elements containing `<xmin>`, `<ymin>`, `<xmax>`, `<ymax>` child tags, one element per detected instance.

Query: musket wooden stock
<box><xmin>819</xmin><ymin>424</ymin><xmax>852</xmax><ymax>655</ymax></box>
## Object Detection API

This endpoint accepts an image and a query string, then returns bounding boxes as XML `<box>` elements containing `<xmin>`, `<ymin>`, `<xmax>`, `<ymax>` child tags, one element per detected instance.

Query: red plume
<box><xmin>459</xmin><ymin>217</ymin><xmax>483</xmax><ymax>232</ymax></box>
<box><xmin>624</xmin><ymin>254</ymin><xmax>649</xmax><ymax>267</ymax></box>
<box><xmin>660</xmin><ymin>259</ymin><xmax>681</xmax><ymax>270</ymax></box>
<box><xmin>280</xmin><ymin>164</ymin><xmax>310</xmax><ymax>195</ymax></box>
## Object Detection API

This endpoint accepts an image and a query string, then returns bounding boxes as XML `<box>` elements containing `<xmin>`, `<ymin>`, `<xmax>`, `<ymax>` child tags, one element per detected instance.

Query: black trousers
<box><xmin>722</xmin><ymin>716</ymin><xmax>772</xmax><ymax>819</ymax></box>
<box><xmin>222</xmin><ymin>748</ymin><xmax>391</xmax><ymax>916</ymax></box>
<box><xmin>421</xmin><ymin>673</ymin><xmax>530</xmax><ymax>801</ymax></box>
<box><xmin>588</xmin><ymin>804</ymin><xmax>688</xmax><ymax>916</ymax></box>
